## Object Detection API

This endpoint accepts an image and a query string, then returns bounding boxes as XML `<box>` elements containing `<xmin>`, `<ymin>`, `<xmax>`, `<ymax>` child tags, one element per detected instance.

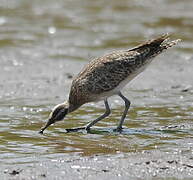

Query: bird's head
<box><xmin>39</xmin><ymin>102</ymin><xmax>69</xmax><ymax>134</ymax></box>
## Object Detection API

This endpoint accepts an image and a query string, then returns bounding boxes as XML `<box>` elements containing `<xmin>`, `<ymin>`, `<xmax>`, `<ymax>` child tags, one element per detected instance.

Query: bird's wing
<box><xmin>72</xmin><ymin>51</ymin><xmax>141</xmax><ymax>94</ymax></box>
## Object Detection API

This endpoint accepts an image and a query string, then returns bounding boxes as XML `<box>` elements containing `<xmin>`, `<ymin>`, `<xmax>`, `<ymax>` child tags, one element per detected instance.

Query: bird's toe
<box><xmin>85</xmin><ymin>126</ymin><xmax>91</xmax><ymax>131</ymax></box>
<box><xmin>113</xmin><ymin>127</ymin><xmax>123</xmax><ymax>132</ymax></box>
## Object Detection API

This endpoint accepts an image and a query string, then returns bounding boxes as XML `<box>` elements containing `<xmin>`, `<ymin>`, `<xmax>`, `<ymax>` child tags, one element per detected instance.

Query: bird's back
<box><xmin>69</xmin><ymin>34</ymin><xmax>180</xmax><ymax>106</ymax></box>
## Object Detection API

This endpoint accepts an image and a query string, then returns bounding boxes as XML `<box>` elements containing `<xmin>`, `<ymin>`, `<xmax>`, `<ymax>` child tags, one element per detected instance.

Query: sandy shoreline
<box><xmin>2</xmin><ymin>151</ymin><xmax>193</xmax><ymax>180</ymax></box>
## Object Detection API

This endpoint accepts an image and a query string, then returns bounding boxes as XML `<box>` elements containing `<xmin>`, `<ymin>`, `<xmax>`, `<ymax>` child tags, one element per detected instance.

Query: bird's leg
<box><xmin>66</xmin><ymin>99</ymin><xmax>111</xmax><ymax>132</ymax></box>
<box><xmin>114</xmin><ymin>92</ymin><xmax>131</xmax><ymax>132</ymax></box>
<box><xmin>85</xmin><ymin>99</ymin><xmax>111</xmax><ymax>131</ymax></box>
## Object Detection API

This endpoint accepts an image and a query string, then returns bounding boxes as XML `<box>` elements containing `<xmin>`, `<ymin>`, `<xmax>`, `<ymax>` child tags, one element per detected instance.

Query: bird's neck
<box><xmin>68</xmin><ymin>102</ymin><xmax>82</xmax><ymax>113</ymax></box>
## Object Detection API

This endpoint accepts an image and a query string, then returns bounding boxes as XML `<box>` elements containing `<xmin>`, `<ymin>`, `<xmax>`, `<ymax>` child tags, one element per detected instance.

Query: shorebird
<box><xmin>39</xmin><ymin>34</ymin><xmax>180</xmax><ymax>134</ymax></box>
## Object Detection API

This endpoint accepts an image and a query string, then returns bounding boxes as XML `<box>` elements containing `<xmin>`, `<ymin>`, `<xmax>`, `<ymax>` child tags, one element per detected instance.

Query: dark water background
<box><xmin>0</xmin><ymin>0</ymin><xmax>192</xmax><ymax>178</ymax></box>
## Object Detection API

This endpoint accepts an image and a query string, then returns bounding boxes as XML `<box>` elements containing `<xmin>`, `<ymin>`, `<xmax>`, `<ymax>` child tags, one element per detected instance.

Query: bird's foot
<box><xmin>65</xmin><ymin>126</ymin><xmax>92</xmax><ymax>133</ymax></box>
<box><xmin>85</xmin><ymin>126</ymin><xmax>91</xmax><ymax>131</ymax></box>
<box><xmin>65</xmin><ymin>127</ymin><xmax>86</xmax><ymax>133</ymax></box>
<box><xmin>113</xmin><ymin>126</ymin><xmax>123</xmax><ymax>132</ymax></box>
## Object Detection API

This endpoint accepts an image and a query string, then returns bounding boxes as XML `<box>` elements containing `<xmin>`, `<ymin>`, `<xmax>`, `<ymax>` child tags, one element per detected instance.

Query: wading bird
<box><xmin>39</xmin><ymin>34</ymin><xmax>180</xmax><ymax>134</ymax></box>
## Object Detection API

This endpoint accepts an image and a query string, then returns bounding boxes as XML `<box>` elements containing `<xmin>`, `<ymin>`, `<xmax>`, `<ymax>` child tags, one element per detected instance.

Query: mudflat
<box><xmin>0</xmin><ymin>0</ymin><xmax>192</xmax><ymax>179</ymax></box>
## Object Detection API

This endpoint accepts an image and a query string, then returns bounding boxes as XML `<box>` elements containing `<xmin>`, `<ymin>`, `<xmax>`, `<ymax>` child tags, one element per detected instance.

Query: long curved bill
<box><xmin>39</xmin><ymin>119</ymin><xmax>53</xmax><ymax>134</ymax></box>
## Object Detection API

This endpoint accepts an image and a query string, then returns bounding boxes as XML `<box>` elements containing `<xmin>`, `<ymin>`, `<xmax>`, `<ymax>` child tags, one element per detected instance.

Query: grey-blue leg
<box><xmin>115</xmin><ymin>92</ymin><xmax>131</xmax><ymax>132</ymax></box>
<box><xmin>85</xmin><ymin>99</ymin><xmax>111</xmax><ymax>131</ymax></box>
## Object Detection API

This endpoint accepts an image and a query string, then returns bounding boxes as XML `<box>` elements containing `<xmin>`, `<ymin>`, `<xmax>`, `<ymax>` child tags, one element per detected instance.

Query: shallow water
<box><xmin>0</xmin><ymin>0</ymin><xmax>193</xmax><ymax>179</ymax></box>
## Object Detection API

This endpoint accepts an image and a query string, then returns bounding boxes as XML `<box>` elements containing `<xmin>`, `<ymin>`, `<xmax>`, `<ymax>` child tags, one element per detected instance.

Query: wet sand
<box><xmin>2</xmin><ymin>151</ymin><xmax>193</xmax><ymax>180</ymax></box>
<box><xmin>0</xmin><ymin>0</ymin><xmax>193</xmax><ymax>179</ymax></box>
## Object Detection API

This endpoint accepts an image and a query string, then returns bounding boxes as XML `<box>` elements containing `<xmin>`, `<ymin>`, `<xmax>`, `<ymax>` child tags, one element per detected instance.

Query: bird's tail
<box><xmin>159</xmin><ymin>34</ymin><xmax>181</xmax><ymax>50</ymax></box>
<box><xmin>130</xmin><ymin>33</ymin><xmax>181</xmax><ymax>52</ymax></box>
<box><xmin>128</xmin><ymin>33</ymin><xmax>181</xmax><ymax>60</ymax></box>
<box><xmin>125</xmin><ymin>33</ymin><xmax>181</xmax><ymax>69</ymax></box>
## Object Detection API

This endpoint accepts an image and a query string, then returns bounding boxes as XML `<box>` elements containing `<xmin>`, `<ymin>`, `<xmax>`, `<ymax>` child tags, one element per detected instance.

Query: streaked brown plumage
<box><xmin>39</xmin><ymin>34</ymin><xmax>180</xmax><ymax>134</ymax></box>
